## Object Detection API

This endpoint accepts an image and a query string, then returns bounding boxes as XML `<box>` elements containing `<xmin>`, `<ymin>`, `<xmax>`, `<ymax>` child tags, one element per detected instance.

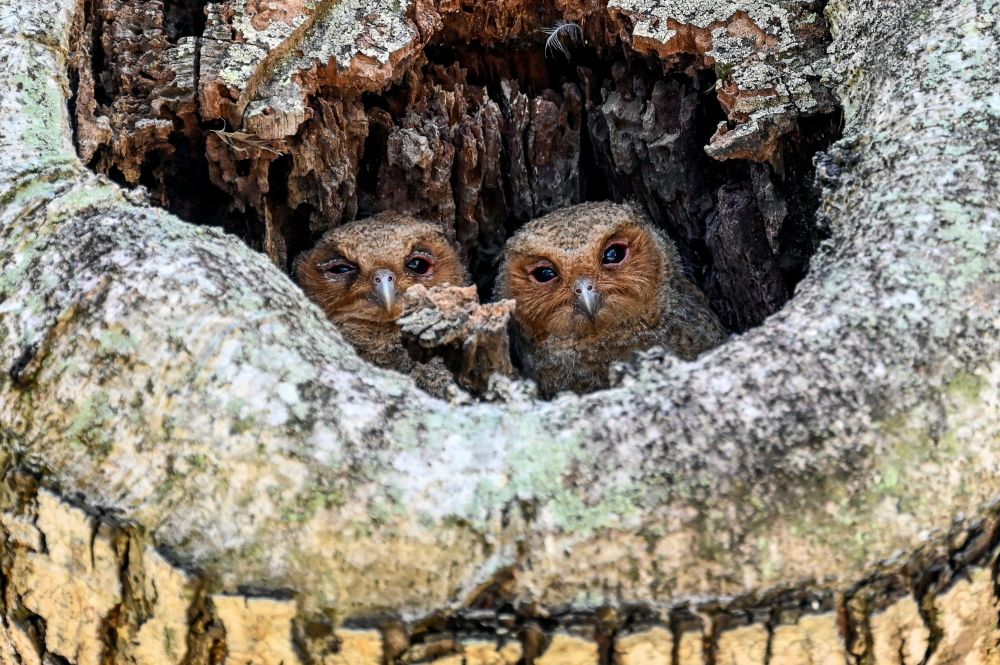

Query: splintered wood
<box><xmin>399</xmin><ymin>284</ymin><xmax>516</xmax><ymax>394</ymax></box>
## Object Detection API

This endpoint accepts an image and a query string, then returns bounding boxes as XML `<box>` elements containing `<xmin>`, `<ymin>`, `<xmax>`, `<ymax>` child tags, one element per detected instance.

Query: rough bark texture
<box><xmin>0</xmin><ymin>0</ymin><xmax>998</xmax><ymax>661</ymax></box>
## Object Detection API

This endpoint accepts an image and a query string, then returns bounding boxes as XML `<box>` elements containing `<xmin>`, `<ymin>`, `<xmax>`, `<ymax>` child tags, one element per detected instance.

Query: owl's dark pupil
<box><xmin>406</xmin><ymin>257</ymin><xmax>431</xmax><ymax>274</ymax></box>
<box><xmin>531</xmin><ymin>266</ymin><xmax>558</xmax><ymax>283</ymax></box>
<box><xmin>602</xmin><ymin>244</ymin><xmax>627</xmax><ymax>264</ymax></box>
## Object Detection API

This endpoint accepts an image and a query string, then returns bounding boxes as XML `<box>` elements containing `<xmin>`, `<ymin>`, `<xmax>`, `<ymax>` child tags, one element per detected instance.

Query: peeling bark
<box><xmin>1</xmin><ymin>0</ymin><xmax>999</xmax><ymax>661</ymax></box>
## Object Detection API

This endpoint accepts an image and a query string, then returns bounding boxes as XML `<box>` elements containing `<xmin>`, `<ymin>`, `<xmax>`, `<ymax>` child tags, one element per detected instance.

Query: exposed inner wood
<box><xmin>71</xmin><ymin>0</ymin><xmax>841</xmax><ymax>345</ymax></box>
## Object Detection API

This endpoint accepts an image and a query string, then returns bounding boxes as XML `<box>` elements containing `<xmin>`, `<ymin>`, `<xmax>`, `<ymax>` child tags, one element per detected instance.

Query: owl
<box><xmin>495</xmin><ymin>201</ymin><xmax>727</xmax><ymax>397</ymax></box>
<box><xmin>295</xmin><ymin>211</ymin><xmax>468</xmax><ymax>370</ymax></box>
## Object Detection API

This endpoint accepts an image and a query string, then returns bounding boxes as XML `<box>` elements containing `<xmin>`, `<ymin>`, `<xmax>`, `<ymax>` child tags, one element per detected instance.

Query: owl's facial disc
<box><xmin>296</xmin><ymin>213</ymin><xmax>468</xmax><ymax>341</ymax></box>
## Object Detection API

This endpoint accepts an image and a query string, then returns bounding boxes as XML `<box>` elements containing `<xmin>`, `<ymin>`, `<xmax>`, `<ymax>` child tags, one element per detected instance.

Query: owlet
<box><xmin>295</xmin><ymin>211</ymin><xmax>468</xmax><ymax>370</ymax></box>
<box><xmin>495</xmin><ymin>201</ymin><xmax>726</xmax><ymax>396</ymax></box>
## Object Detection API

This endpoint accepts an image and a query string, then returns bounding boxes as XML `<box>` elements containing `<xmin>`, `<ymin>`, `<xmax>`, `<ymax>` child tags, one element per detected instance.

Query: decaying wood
<box><xmin>500</xmin><ymin>80</ymin><xmax>585</xmax><ymax>225</ymax></box>
<box><xmin>703</xmin><ymin>182</ymin><xmax>787</xmax><ymax>330</ymax></box>
<box><xmin>285</xmin><ymin>97</ymin><xmax>368</xmax><ymax>236</ymax></box>
<box><xmin>399</xmin><ymin>285</ymin><xmax>516</xmax><ymax>395</ymax></box>
<box><xmin>72</xmin><ymin>0</ymin><xmax>839</xmax><ymax>327</ymax></box>
<box><xmin>1</xmin><ymin>0</ymin><xmax>999</xmax><ymax>661</ymax></box>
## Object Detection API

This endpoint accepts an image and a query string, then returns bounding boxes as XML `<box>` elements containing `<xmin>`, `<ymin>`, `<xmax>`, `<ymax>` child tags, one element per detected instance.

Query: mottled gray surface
<box><xmin>0</xmin><ymin>0</ymin><xmax>997</xmax><ymax>621</ymax></box>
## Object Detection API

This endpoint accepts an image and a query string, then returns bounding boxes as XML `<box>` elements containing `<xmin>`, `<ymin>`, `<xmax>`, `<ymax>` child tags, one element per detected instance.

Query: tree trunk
<box><xmin>0</xmin><ymin>0</ymin><xmax>998</xmax><ymax>662</ymax></box>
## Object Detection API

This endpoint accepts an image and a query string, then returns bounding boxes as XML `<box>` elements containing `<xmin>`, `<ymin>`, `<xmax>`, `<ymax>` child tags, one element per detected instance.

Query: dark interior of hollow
<box><xmin>88</xmin><ymin>20</ymin><xmax>842</xmax><ymax>336</ymax></box>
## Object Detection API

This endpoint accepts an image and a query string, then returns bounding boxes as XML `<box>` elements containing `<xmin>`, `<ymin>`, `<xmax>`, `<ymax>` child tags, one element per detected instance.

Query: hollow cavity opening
<box><xmin>71</xmin><ymin>0</ymin><xmax>842</xmax><ymax>388</ymax></box>
<box><xmin>340</xmin><ymin>39</ymin><xmax>836</xmax><ymax>332</ymax></box>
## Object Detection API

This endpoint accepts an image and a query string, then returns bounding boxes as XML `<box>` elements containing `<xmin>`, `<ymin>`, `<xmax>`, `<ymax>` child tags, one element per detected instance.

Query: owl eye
<box><xmin>405</xmin><ymin>254</ymin><xmax>434</xmax><ymax>275</ymax></box>
<box><xmin>319</xmin><ymin>259</ymin><xmax>357</xmax><ymax>275</ymax></box>
<box><xmin>530</xmin><ymin>266</ymin><xmax>558</xmax><ymax>283</ymax></box>
<box><xmin>601</xmin><ymin>243</ymin><xmax>628</xmax><ymax>265</ymax></box>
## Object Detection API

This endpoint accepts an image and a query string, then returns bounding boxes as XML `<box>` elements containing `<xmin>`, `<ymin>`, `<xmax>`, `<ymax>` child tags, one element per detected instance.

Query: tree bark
<box><xmin>0</xmin><ymin>0</ymin><xmax>998</xmax><ymax>662</ymax></box>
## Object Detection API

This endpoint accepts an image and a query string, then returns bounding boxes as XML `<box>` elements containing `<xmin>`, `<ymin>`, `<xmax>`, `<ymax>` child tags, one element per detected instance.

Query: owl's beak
<box><xmin>573</xmin><ymin>277</ymin><xmax>601</xmax><ymax>320</ymax></box>
<box><xmin>372</xmin><ymin>269</ymin><xmax>397</xmax><ymax>311</ymax></box>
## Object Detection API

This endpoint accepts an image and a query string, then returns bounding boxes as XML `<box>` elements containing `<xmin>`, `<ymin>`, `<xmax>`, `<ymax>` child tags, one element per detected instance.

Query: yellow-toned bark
<box><xmin>213</xmin><ymin>595</ymin><xmax>301</xmax><ymax>665</ymax></box>
<box><xmin>535</xmin><ymin>634</ymin><xmax>599</xmax><ymax>665</ymax></box>
<box><xmin>870</xmin><ymin>597</ymin><xmax>929</xmax><ymax>665</ymax></box>
<box><xmin>615</xmin><ymin>627</ymin><xmax>674</xmax><ymax>665</ymax></box>
<box><xmin>770</xmin><ymin>614</ymin><xmax>847</xmax><ymax>665</ymax></box>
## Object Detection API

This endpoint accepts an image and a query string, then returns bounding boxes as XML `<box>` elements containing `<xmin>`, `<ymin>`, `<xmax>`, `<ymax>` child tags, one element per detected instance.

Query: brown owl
<box><xmin>495</xmin><ymin>201</ymin><xmax>727</xmax><ymax>397</ymax></box>
<box><xmin>295</xmin><ymin>211</ymin><xmax>468</xmax><ymax>370</ymax></box>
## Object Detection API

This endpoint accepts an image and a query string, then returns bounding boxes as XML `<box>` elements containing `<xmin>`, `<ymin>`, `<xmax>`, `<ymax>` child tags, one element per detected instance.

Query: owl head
<box><xmin>496</xmin><ymin>202</ymin><xmax>675</xmax><ymax>344</ymax></box>
<box><xmin>296</xmin><ymin>212</ymin><xmax>467</xmax><ymax>325</ymax></box>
